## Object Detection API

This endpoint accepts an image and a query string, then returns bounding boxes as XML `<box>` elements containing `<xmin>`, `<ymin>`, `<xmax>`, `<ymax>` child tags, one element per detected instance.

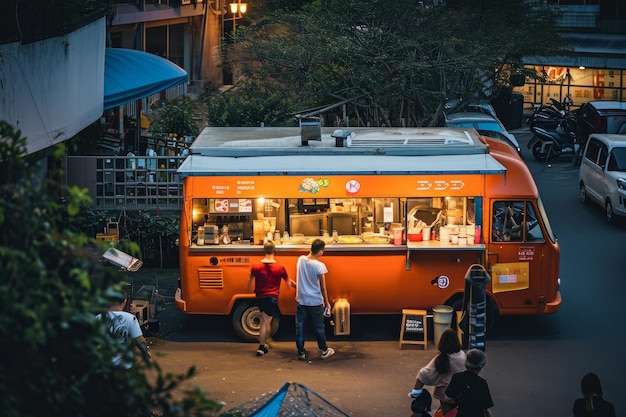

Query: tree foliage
<box><xmin>120</xmin><ymin>210</ymin><xmax>180</xmax><ymax>268</ymax></box>
<box><xmin>0</xmin><ymin>121</ymin><xmax>223</xmax><ymax>417</ymax></box>
<box><xmin>204</xmin><ymin>83</ymin><xmax>298</xmax><ymax>127</ymax></box>
<box><xmin>222</xmin><ymin>0</ymin><xmax>567</xmax><ymax>127</ymax></box>
<box><xmin>150</xmin><ymin>95</ymin><xmax>201</xmax><ymax>138</ymax></box>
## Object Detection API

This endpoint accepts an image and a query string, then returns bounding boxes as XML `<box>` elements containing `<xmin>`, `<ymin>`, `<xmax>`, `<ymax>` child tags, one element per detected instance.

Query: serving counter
<box><xmin>188</xmin><ymin>239</ymin><xmax>486</xmax><ymax>272</ymax></box>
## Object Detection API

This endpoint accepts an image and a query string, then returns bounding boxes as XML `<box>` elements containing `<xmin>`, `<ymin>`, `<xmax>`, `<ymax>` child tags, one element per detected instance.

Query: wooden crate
<box><xmin>96</xmin><ymin>233</ymin><xmax>119</xmax><ymax>242</ymax></box>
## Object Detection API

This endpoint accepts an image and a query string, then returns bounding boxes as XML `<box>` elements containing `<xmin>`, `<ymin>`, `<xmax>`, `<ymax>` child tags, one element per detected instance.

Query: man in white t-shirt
<box><xmin>295</xmin><ymin>239</ymin><xmax>335</xmax><ymax>361</ymax></box>
<box><xmin>97</xmin><ymin>291</ymin><xmax>151</xmax><ymax>369</ymax></box>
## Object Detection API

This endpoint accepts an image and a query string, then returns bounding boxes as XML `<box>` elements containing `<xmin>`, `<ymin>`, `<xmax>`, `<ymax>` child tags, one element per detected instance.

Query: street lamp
<box><xmin>229</xmin><ymin>1</ymin><xmax>247</xmax><ymax>16</ymax></box>
<box><xmin>226</xmin><ymin>0</ymin><xmax>247</xmax><ymax>36</ymax></box>
<box><xmin>222</xmin><ymin>0</ymin><xmax>247</xmax><ymax>85</ymax></box>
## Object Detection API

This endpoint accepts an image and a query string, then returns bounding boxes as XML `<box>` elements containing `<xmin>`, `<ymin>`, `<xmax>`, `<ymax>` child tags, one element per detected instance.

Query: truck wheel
<box><xmin>449</xmin><ymin>297</ymin><xmax>498</xmax><ymax>335</ymax></box>
<box><xmin>232</xmin><ymin>301</ymin><xmax>280</xmax><ymax>342</ymax></box>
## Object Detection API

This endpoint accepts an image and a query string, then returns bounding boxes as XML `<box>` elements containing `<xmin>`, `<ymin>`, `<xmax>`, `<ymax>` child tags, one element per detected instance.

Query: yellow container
<box><xmin>253</xmin><ymin>220</ymin><xmax>266</xmax><ymax>245</ymax></box>
<box><xmin>332</xmin><ymin>298</ymin><xmax>351</xmax><ymax>335</ymax></box>
<box><xmin>96</xmin><ymin>233</ymin><xmax>119</xmax><ymax>242</ymax></box>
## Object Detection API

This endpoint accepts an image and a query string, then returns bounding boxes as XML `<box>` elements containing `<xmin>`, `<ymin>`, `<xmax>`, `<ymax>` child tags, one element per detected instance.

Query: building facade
<box><xmin>517</xmin><ymin>2</ymin><xmax>626</xmax><ymax>107</ymax></box>
<box><xmin>109</xmin><ymin>0</ymin><xmax>226</xmax><ymax>89</ymax></box>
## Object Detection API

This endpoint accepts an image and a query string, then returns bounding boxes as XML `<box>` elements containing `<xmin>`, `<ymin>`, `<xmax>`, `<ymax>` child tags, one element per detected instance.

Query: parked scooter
<box><xmin>528</xmin><ymin>95</ymin><xmax>574</xmax><ymax>131</ymax></box>
<box><xmin>528</xmin><ymin>117</ymin><xmax>578</xmax><ymax>162</ymax></box>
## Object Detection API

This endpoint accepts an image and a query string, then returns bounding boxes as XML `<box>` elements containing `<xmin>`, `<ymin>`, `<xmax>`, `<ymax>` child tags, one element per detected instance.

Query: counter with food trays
<box><xmin>189</xmin><ymin>231</ymin><xmax>486</xmax><ymax>253</ymax></box>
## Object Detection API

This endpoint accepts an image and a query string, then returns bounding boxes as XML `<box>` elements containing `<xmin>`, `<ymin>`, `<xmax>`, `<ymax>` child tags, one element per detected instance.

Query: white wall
<box><xmin>0</xmin><ymin>18</ymin><xmax>106</xmax><ymax>154</ymax></box>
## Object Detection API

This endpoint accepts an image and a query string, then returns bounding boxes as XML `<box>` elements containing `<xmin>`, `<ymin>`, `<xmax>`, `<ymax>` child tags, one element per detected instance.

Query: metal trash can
<box><xmin>432</xmin><ymin>305</ymin><xmax>454</xmax><ymax>346</ymax></box>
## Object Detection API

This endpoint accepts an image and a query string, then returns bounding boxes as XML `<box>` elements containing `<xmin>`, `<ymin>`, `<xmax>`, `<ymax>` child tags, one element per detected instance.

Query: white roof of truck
<box><xmin>179</xmin><ymin>127</ymin><xmax>506</xmax><ymax>176</ymax></box>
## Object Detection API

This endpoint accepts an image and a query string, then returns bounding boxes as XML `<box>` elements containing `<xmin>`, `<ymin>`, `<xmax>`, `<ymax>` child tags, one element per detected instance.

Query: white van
<box><xmin>579</xmin><ymin>133</ymin><xmax>626</xmax><ymax>224</ymax></box>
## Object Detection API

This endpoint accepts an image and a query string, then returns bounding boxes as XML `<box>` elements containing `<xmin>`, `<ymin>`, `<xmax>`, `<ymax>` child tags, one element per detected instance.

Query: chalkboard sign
<box><xmin>399</xmin><ymin>309</ymin><xmax>427</xmax><ymax>350</ymax></box>
<box><xmin>404</xmin><ymin>314</ymin><xmax>424</xmax><ymax>333</ymax></box>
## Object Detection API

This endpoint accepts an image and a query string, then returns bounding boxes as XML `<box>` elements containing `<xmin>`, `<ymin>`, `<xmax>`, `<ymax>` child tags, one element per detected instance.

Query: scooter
<box><xmin>528</xmin><ymin>119</ymin><xmax>578</xmax><ymax>162</ymax></box>
<box><xmin>528</xmin><ymin>95</ymin><xmax>574</xmax><ymax>131</ymax></box>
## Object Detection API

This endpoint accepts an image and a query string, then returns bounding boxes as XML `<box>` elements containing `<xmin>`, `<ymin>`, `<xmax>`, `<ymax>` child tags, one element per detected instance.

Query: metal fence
<box><xmin>66</xmin><ymin>155</ymin><xmax>187</xmax><ymax>214</ymax></box>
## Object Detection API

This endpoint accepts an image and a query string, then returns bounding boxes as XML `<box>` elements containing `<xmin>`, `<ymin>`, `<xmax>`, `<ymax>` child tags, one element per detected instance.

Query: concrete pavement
<box><xmin>130</xmin><ymin>267</ymin><xmax>443</xmax><ymax>416</ymax></box>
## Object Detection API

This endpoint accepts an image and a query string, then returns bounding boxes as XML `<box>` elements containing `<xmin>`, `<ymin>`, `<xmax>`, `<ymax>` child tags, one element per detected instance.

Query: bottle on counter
<box><xmin>474</xmin><ymin>225</ymin><xmax>482</xmax><ymax>244</ymax></box>
<box><xmin>222</xmin><ymin>226</ymin><xmax>231</xmax><ymax>244</ymax></box>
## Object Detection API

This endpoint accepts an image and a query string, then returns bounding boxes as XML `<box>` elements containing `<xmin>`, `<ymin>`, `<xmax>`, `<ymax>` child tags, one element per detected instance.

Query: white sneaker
<box><xmin>321</xmin><ymin>348</ymin><xmax>335</xmax><ymax>359</ymax></box>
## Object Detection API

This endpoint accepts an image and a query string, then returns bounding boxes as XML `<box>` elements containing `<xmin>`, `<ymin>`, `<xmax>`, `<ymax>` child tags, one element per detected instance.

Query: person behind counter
<box><xmin>247</xmin><ymin>241</ymin><xmax>295</xmax><ymax>357</ymax></box>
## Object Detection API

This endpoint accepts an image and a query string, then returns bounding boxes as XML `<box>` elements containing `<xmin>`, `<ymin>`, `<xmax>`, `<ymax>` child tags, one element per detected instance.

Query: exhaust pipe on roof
<box><xmin>298</xmin><ymin>116</ymin><xmax>321</xmax><ymax>146</ymax></box>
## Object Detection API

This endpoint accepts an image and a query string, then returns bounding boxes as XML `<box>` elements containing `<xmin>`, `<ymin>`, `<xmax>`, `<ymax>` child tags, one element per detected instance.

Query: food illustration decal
<box><xmin>298</xmin><ymin>177</ymin><xmax>330</xmax><ymax>194</ymax></box>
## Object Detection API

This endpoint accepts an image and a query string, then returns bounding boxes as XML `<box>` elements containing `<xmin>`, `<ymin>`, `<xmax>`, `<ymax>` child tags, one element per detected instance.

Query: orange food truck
<box><xmin>175</xmin><ymin>126</ymin><xmax>561</xmax><ymax>341</ymax></box>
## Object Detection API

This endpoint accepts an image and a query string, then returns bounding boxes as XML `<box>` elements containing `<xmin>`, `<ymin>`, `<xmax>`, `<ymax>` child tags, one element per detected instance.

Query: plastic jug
<box><xmin>332</xmin><ymin>299</ymin><xmax>351</xmax><ymax>335</ymax></box>
<box><xmin>392</xmin><ymin>227</ymin><xmax>404</xmax><ymax>246</ymax></box>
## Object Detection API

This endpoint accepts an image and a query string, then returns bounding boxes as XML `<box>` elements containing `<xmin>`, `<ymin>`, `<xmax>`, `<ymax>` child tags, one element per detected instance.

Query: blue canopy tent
<box><xmin>219</xmin><ymin>382</ymin><xmax>350</xmax><ymax>417</ymax></box>
<box><xmin>104</xmin><ymin>48</ymin><xmax>187</xmax><ymax>110</ymax></box>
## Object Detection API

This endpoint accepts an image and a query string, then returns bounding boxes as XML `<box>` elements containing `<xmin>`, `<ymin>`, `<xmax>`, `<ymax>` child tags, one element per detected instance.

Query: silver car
<box><xmin>444</xmin><ymin>111</ymin><xmax>522</xmax><ymax>156</ymax></box>
<box><xmin>579</xmin><ymin>133</ymin><xmax>626</xmax><ymax>224</ymax></box>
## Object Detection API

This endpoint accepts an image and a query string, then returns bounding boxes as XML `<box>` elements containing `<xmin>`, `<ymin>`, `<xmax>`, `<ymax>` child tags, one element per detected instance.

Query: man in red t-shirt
<box><xmin>247</xmin><ymin>241</ymin><xmax>295</xmax><ymax>356</ymax></box>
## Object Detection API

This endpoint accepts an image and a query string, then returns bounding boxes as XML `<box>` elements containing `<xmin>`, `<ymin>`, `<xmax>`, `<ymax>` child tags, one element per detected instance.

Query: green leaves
<box><xmin>0</xmin><ymin>121</ymin><xmax>224</xmax><ymax>417</ymax></box>
<box><xmin>150</xmin><ymin>95</ymin><xmax>201</xmax><ymax>138</ymax></box>
<box><xmin>222</xmin><ymin>0</ymin><xmax>565</xmax><ymax>127</ymax></box>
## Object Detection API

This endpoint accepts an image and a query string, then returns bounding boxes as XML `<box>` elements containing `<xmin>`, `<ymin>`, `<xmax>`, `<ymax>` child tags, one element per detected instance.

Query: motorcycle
<box><xmin>527</xmin><ymin>117</ymin><xmax>579</xmax><ymax>162</ymax></box>
<box><xmin>527</xmin><ymin>95</ymin><xmax>574</xmax><ymax>131</ymax></box>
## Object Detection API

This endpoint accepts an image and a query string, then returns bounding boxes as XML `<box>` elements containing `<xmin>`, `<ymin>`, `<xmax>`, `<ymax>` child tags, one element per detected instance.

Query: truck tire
<box><xmin>449</xmin><ymin>296</ymin><xmax>498</xmax><ymax>335</ymax></box>
<box><xmin>232</xmin><ymin>301</ymin><xmax>280</xmax><ymax>342</ymax></box>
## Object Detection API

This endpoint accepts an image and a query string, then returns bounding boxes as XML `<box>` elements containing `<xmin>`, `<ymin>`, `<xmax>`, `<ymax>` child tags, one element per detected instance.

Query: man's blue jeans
<box><xmin>295</xmin><ymin>304</ymin><xmax>328</xmax><ymax>354</ymax></box>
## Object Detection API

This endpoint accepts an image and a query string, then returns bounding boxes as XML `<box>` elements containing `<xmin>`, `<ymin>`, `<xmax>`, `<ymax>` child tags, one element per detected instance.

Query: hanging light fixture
<box><xmin>229</xmin><ymin>1</ymin><xmax>247</xmax><ymax>15</ymax></box>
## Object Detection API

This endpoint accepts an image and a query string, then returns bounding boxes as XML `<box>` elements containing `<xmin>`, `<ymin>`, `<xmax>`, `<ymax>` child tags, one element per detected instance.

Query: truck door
<box><xmin>487</xmin><ymin>200</ymin><xmax>545</xmax><ymax>312</ymax></box>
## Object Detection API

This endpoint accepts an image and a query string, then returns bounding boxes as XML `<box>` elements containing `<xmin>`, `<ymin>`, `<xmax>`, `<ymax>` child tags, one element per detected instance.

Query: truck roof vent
<box><xmin>298</xmin><ymin>116</ymin><xmax>321</xmax><ymax>146</ymax></box>
<box><xmin>331</xmin><ymin>130</ymin><xmax>354</xmax><ymax>147</ymax></box>
<box><xmin>346</xmin><ymin>130</ymin><xmax>474</xmax><ymax>147</ymax></box>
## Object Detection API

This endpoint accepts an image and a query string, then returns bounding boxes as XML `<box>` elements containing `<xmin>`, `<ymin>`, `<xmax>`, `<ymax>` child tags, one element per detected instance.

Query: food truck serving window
<box><xmin>190</xmin><ymin>195</ymin><xmax>481</xmax><ymax>246</ymax></box>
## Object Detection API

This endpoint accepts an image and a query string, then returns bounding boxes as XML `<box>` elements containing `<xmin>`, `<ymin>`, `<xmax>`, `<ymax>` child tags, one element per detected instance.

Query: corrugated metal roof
<box><xmin>523</xmin><ymin>32</ymin><xmax>626</xmax><ymax>69</ymax></box>
<box><xmin>562</xmin><ymin>33</ymin><xmax>626</xmax><ymax>55</ymax></box>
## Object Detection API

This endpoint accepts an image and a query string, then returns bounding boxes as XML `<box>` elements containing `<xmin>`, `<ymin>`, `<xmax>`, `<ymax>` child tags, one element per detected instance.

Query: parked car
<box><xmin>575</xmin><ymin>101</ymin><xmax>626</xmax><ymax>148</ymax></box>
<box><xmin>444</xmin><ymin>112</ymin><xmax>522</xmax><ymax>156</ymax></box>
<box><xmin>578</xmin><ymin>133</ymin><xmax>626</xmax><ymax>225</ymax></box>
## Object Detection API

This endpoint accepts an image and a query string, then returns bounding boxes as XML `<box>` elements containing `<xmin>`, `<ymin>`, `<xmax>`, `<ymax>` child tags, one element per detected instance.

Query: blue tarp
<box><xmin>104</xmin><ymin>48</ymin><xmax>187</xmax><ymax>110</ymax></box>
<box><xmin>219</xmin><ymin>382</ymin><xmax>351</xmax><ymax>417</ymax></box>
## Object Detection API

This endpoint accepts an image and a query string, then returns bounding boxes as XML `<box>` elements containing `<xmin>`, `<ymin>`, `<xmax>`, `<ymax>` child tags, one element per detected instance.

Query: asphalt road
<box><xmin>135</xmin><ymin>127</ymin><xmax>626</xmax><ymax>417</ymax></box>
